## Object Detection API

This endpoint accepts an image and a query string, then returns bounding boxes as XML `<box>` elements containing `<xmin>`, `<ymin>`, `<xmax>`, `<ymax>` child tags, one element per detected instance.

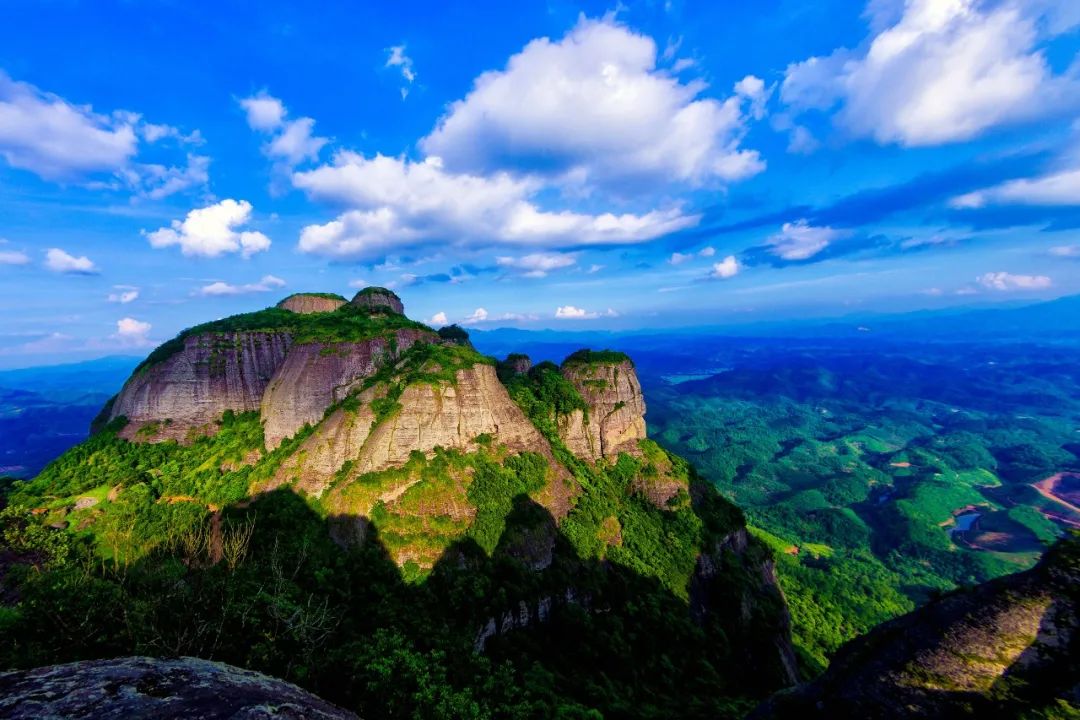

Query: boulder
<box><xmin>0</xmin><ymin>656</ymin><xmax>358</xmax><ymax>719</ymax></box>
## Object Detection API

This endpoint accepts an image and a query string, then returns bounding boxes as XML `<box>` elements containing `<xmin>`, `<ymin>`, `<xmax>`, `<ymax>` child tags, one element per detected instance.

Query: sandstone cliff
<box><xmin>277</xmin><ymin>293</ymin><xmax>347</xmax><ymax>314</ymax></box>
<box><xmin>558</xmin><ymin>352</ymin><xmax>647</xmax><ymax>461</ymax></box>
<box><xmin>260</xmin><ymin>328</ymin><xmax>434</xmax><ymax>449</ymax></box>
<box><xmin>111</xmin><ymin>331</ymin><xmax>293</xmax><ymax>441</ymax></box>
<box><xmin>270</xmin><ymin>362</ymin><xmax>576</xmax><ymax>517</ymax></box>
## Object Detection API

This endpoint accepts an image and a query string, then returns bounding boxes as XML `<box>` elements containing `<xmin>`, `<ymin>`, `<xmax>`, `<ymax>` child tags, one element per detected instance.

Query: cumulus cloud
<box><xmin>429</xmin><ymin>311</ymin><xmax>448</xmax><ymax>326</ymax></box>
<box><xmin>197</xmin><ymin>275</ymin><xmax>286</xmax><ymax>296</ymax></box>
<box><xmin>145</xmin><ymin>199</ymin><xmax>272</xmax><ymax>258</ymax></box>
<box><xmin>386</xmin><ymin>45</ymin><xmax>417</xmax><ymax>99</ymax></box>
<box><xmin>419</xmin><ymin>17</ymin><xmax>764</xmax><ymax>193</ymax></box>
<box><xmin>496</xmin><ymin>251</ymin><xmax>577</xmax><ymax>277</ymax></box>
<box><xmin>293</xmin><ymin>152</ymin><xmax>695</xmax><ymax>260</ymax></box>
<box><xmin>977</xmin><ymin>271</ymin><xmax>1052</xmax><ymax>291</ymax></box>
<box><xmin>45</xmin><ymin>248</ymin><xmax>97</xmax><ymax>274</ymax></box>
<box><xmin>782</xmin><ymin>0</ymin><xmax>1079</xmax><ymax>146</ymax></box>
<box><xmin>107</xmin><ymin>285</ymin><xmax>139</xmax><ymax>303</ymax></box>
<box><xmin>239</xmin><ymin>92</ymin><xmax>328</xmax><ymax>169</ymax></box>
<box><xmin>765</xmin><ymin>220</ymin><xmax>845</xmax><ymax>260</ymax></box>
<box><xmin>112</xmin><ymin>317</ymin><xmax>153</xmax><ymax>347</ymax></box>
<box><xmin>0</xmin><ymin>72</ymin><xmax>206</xmax><ymax>197</ymax></box>
<box><xmin>709</xmin><ymin>255</ymin><xmax>740</xmax><ymax>279</ymax></box>
<box><xmin>462</xmin><ymin>307</ymin><xmax>489</xmax><ymax>325</ymax></box>
<box><xmin>239</xmin><ymin>94</ymin><xmax>287</xmax><ymax>131</ymax></box>
<box><xmin>734</xmin><ymin>75</ymin><xmax>772</xmax><ymax>120</ymax></box>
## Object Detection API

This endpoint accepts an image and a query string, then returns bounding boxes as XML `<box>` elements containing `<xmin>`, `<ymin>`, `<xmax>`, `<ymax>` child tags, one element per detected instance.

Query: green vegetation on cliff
<box><xmin>1</xmin><ymin>316</ymin><xmax>795</xmax><ymax>718</ymax></box>
<box><xmin>134</xmin><ymin>303</ymin><xmax>430</xmax><ymax>375</ymax></box>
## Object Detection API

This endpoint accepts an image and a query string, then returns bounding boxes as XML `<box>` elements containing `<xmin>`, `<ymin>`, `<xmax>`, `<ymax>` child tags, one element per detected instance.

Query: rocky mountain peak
<box><xmin>556</xmin><ymin>350</ymin><xmax>647</xmax><ymax>462</ymax></box>
<box><xmin>350</xmin><ymin>286</ymin><xmax>404</xmax><ymax>315</ymax></box>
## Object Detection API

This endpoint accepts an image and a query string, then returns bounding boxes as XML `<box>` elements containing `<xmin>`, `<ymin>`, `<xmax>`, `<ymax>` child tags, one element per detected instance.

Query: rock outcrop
<box><xmin>559</xmin><ymin>354</ymin><xmax>647</xmax><ymax>461</ymax></box>
<box><xmin>277</xmin><ymin>293</ymin><xmax>347</xmax><ymax>314</ymax></box>
<box><xmin>351</xmin><ymin>287</ymin><xmax>404</xmax><ymax>314</ymax></box>
<box><xmin>271</xmin><ymin>363</ymin><xmax>575</xmax><ymax>516</ymax></box>
<box><xmin>691</xmin><ymin>526</ymin><xmax>801</xmax><ymax>691</ymax></box>
<box><xmin>754</xmin><ymin>535</ymin><xmax>1080</xmax><ymax>719</ymax></box>
<box><xmin>0</xmin><ymin>656</ymin><xmax>357</xmax><ymax>719</ymax></box>
<box><xmin>111</xmin><ymin>332</ymin><xmax>293</xmax><ymax>441</ymax></box>
<box><xmin>260</xmin><ymin>328</ymin><xmax>434</xmax><ymax>449</ymax></box>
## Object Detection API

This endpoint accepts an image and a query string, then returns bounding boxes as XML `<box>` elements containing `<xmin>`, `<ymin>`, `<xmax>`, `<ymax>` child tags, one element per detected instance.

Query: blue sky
<box><xmin>1</xmin><ymin>0</ymin><xmax>1079</xmax><ymax>366</ymax></box>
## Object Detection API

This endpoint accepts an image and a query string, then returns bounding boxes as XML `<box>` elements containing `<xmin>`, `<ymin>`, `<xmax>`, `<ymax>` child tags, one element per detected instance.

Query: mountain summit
<box><xmin>5</xmin><ymin>289</ymin><xmax>798</xmax><ymax>717</ymax></box>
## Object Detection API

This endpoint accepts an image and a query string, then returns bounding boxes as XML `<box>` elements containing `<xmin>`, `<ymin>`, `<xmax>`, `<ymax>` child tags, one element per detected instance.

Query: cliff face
<box><xmin>277</xmin><ymin>293</ymin><xmax>347</xmax><ymax>314</ymax></box>
<box><xmin>754</xmin><ymin>536</ymin><xmax>1080</xmax><ymax>719</ymax></box>
<box><xmin>270</xmin><ymin>363</ymin><xmax>575</xmax><ymax>517</ymax></box>
<box><xmin>111</xmin><ymin>332</ymin><xmax>293</xmax><ymax>441</ymax></box>
<box><xmin>559</xmin><ymin>358</ymin><xmax>647</xmax><ymax>461</ymax></box>
<box><xmin>260</xmin><ymin>328</ymin><xmax>434</xmax><ymax>449</ymax></box>
<box><xmin>0</xmin><ymin>656</ymin><xmax>357</xmax><ymax>720</ymax></box>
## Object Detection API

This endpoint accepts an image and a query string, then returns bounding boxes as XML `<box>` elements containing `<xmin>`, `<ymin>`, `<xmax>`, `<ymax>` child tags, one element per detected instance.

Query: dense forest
<box><xmin>644</xmin><ymin>341</ymin><xmax>1080</xmax><ymax>673</ymax></box>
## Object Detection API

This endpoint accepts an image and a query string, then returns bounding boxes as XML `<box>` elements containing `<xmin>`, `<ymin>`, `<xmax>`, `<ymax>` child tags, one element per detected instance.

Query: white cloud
<box><xmin>429</xmin><ymin>311</ymin><xmax>448</xmax><ymax>326</ymax></box>
<box><xmin>239</xmin><ymin>92</ymin><xmax>327</xmax><ymax>169</ymax></box>
<box><xmin>782</xmin><ymin>0</ymin><xmax>1078</xmax><ymax>146</ymax></box>
<box><xmin>386</xmin><ymin>45</ymin><xmax>417</xmax><ymax>99</ymax></box>
<box><xmin>0</xmin><ymin>249</ymin><xmax>30</xmax><ymax>265</ymax></box>
<box><xmin>347</xmin><ymin>278</ymin><xmax>370</xmax><ymax>289</ymax></box>
<box><xmin>554</xmin><ymin>305</ymin><xmax>616</xmax><ymax>320</ymax></box>
<box><xmin>951</xmin><ymin>167</ymin><xmax>1080</xmax><ymax>208</ymax></box>
<box><xmin>766</xmin><ymin>220</ymin><xmax>845</xmax><ymax>260</ymax></box>
<box><xmin>45</xmin><ymin>248</ymin><xmax>97</xmax><ymax>274</ymax></box>
<box><xmin>977</xmin><ymin>271</ymin><xmax>1052</xmax><ymax>291</ymax></box>
<box><xmin>142</xmin><ymin>123</ymin><xmax>203</xmax><ymax>145</ymax></box>
<box><xmin>145</xmin><ymin>199</ymin><xmax>272</xmax><ymax>258</ymax></box>
<box><xmin>733</xmin><ymin>75</ymin><xmax>772</xmax><ymax>120</ymax></box>
<box><xmin>136</xmin><ymin>154</ymin><xmax>211</xmax><ymax>200</ymax></box>
<box><xmin>710</xmin><ymin>255</ymin><xmax>740</xmax><ymax>279</ymax></box>
<box><xmin>587</xmin><ymin>264</ymin><xmax>604</xmax><ymax>274</ymax></box>
<box><xmin>669</xmin><ymin>251</ymin><xmax>692</xmax><ymax>265</ymax></box>
<box><xmin>497</xmin><ymin>251</ymin><xmax>578</xmax><ymax>277</ymax></box>
<box><xmin>107</xmin><ymin>286</ymin><xmax>140</xmax><ymax>304</ymax></box>
<box><xmin>267</xmin><ymin>117</ymin><xmax>327</xmax><ymax>166</ymax></box>
<box><xmin>462</xmin><ymin>307</ymin><xmax>489</xmax><ymax>325</ymax></box>
<box><xmin>0</xmin><ymin>71</ymin><xmax>137</xmax><ymax>180</ymax></box>
<box><xmin>197</xmin><ymin>275</ymin><xmax>286</xmax><ymax>296</ymax></box>
<box><xmin>419</xmin><ymin>17</ymin><xmax>764</xmax><ymax>192</ymax></box>
<box><xmin>1050</xmin><ymin>244</ymin><xmax>1080</xmax><ymax>257</ymax></box>
<box><xmin>294</xmin><ymin>152</ymin><xmax>696</xmax><ymax>260</ymax></box>
<box><xmin>0</xmin><ymin>72</ymin><xmax>205</xmax><ymax>197</ymax></box>
<box><xmin>239</xmin><ymin>93</ymin><xmax>286</xmax><ymax>131</ymax></box>
<box><xmin>699</xmin><ymin>246</ymin><xmax>716</xmax><ymax>257</ymax></box>
<box><xmin>786</xmin><ymin>125</ymin><xmax>820</xmax><ymax>155</ymax></box>
<box><xmin>112</xmin><ymin>317</ymin><xmax>153</xmax><ymax>347</ymax></box>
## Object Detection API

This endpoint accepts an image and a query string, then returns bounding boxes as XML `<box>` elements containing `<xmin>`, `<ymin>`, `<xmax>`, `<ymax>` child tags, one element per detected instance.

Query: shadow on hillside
<box><xmin>0</xmin><ymin>480</ymin><xmax>798</xmax><ymax>718</ymax></box>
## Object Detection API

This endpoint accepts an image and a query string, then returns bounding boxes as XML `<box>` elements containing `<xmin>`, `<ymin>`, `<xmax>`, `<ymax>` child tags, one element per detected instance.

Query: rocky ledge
<box><xmin>0</xmin><ymin>656</ymin><xmax>357</xmax><ymax>719</ymax></box>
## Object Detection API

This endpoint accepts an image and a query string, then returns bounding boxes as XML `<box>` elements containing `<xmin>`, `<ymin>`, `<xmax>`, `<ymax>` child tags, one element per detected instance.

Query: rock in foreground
<box><xmin>0</xmin><ymin>656</ymin><xmax>358</xmax><ymax>720</ymax></box>
<box><xmin>754</xmin><ymin>534</ymin><xmax>1080</xmax><ymax>719</ymax></box>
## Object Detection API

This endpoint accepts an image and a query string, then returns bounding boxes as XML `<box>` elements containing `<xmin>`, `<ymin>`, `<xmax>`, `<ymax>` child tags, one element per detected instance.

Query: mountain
<box><xmin>754</xmin><ymin>534</ymin><xmax>1080</xmax><ymax>719</ymax></box>
<box><xmin>1</xmin><ymin>289</ymin><xmax>797</xmax><ymax>718</ymax></box>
